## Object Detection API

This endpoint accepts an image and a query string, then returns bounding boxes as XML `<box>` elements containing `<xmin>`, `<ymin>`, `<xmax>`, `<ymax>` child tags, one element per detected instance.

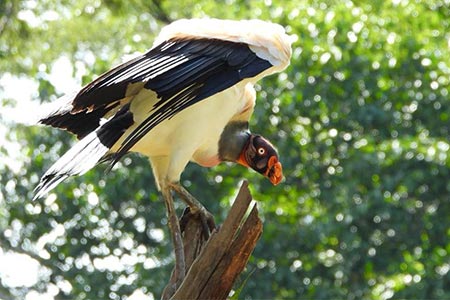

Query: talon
<box><xmin>179</xmin><ymin>207</ymin><xmax>191</xmax><ymax>233</ymax></box>
<box><xmin>196</xmin><ymin>208</ymin><xmax>215</xmax><ymax>240</ymax></box>
<box><xmin>207</xmin><ymin>213</ymin><xmax>216</xmax><ymax>232</ymax></box>
<box><xmin>169</xmin><ymin>182</ymin><xmax>216</xmax><ymax>239</ymax></box>
<box><xmin>181</xmin><ymin>207</ymin><xmax>215</xmax><ymax>239</ymax></box>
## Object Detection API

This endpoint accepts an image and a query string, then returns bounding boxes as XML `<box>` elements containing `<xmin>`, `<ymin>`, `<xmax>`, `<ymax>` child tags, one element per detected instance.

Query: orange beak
<box><xmin>236</xmin><ymin>151</ymin><xmax>283</xmax><ymax>185</ymax></box>
<box><xmin>265</xmin><ymin>156</ymin><xmax>283</xmax><ymax>185</ymax></box>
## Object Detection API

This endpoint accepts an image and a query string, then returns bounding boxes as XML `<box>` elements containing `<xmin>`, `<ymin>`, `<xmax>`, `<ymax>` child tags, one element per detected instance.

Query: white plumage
<box><xmin>154</xmin><ymin>19</ymin><xmax>292</xmax><ymax>69</ymax></box>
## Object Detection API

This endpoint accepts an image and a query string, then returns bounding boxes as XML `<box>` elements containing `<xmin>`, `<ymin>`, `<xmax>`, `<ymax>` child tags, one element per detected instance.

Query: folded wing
<box><xmin>41</xmin><ymin>37</ymin><xmax>274</xmax><ymax>162</ymax></box>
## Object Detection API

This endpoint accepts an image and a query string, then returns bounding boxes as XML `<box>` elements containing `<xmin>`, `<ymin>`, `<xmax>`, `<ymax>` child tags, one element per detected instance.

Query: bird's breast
<box><xmin>126</xmin><ymin>83</ymin><xmax>252</xmax><ymax>163</ymax></box>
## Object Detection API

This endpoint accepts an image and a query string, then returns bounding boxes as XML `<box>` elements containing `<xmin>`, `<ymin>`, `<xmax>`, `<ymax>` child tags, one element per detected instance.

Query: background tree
<box><xmin>1</xmin><ymin>0</ymin><xmax>449</xmax><ymax>299</ymax></box>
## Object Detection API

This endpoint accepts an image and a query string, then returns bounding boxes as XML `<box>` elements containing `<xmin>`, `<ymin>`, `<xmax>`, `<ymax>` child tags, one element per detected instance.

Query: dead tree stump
<box><xmin>162</xmin><ymin>181</ymin><xmax>263</xmax><ymax>300</ymax></box>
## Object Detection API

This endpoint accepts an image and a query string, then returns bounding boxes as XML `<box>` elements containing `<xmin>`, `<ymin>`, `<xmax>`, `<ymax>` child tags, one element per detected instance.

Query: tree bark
<box><xmin>162</xmin><ymin>181</ymin><xmax>263</xmax><ymax>300</ymax></box>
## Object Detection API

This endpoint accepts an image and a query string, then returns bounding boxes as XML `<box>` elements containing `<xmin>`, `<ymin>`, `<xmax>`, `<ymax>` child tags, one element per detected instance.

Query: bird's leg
<box><xmin>169</xmin><ymin>182</ymin><xmax>216</xmax><ymax>238</ymax></box>
<box><xmin>161</xmin><ymin>183</ymin><xmax>185</xmax><ymax>290</ymax></box>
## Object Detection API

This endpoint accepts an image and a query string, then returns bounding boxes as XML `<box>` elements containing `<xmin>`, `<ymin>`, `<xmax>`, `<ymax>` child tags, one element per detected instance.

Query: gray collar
<box><xmin>218</xmin><ymin>121</ymin><xmax>251</xmax><ymax>162</ymax></box>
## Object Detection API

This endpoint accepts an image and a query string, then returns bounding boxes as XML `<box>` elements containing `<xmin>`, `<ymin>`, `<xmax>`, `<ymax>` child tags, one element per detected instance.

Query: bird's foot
<box><xmin>180</xmin><ymin>206</ymin><xmax>216</xmax><ymax>239</ymax></box>
<box><xmin>170</xmin><ymin>182</ymin><xmax>216</xmax><ymax>239</ymax></box>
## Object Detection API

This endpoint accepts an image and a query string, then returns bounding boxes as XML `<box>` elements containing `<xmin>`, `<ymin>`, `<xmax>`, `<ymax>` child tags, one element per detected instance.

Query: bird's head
<box><xmin>236</xmin><ymin>134</ymin><xmax>283</xmax><ymax>185</ymax></box>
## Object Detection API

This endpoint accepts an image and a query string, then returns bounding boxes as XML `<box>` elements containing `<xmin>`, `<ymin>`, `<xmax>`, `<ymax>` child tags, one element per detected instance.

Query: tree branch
<box><xmin>162</xmin><ymin>181</ymin><xmax>263</xmax><ymax>300</ymax></box>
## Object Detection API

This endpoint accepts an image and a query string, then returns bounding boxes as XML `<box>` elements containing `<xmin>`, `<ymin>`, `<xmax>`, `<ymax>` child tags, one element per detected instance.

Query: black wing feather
<box><xmin>42</xmin><ymin>37</ymin><xmax>272</xmax><ymax>164</ymax></box>
<box><xmin>111</xmin><ymin>40</ymin><xmax>272</xmax><ymax>164</ymax></box>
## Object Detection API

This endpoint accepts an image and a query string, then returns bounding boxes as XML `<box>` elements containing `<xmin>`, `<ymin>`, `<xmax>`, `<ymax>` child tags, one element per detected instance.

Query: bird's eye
<box><xmin>258</xmin><ymin>147</ymin><xmax>266</xmax><ymax>155</ymax></box>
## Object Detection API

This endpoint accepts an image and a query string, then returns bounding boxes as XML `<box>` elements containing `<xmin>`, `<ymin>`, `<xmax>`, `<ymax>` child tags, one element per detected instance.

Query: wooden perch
<box><xmin>162</xmin><ymin>181</ymin><xmax>263</xmax><ymax>300</ymax></box>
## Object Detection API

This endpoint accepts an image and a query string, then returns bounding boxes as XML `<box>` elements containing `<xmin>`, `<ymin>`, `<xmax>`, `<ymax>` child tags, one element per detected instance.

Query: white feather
<box><xmin>33</xmin><ymin>129</ymin><xmax>109</xmax><ymax>200</ymax></box>
<box><xmin>154</xmin><ymin>18</ymin><xmax>292</xmax><ymax>72</ymax></box>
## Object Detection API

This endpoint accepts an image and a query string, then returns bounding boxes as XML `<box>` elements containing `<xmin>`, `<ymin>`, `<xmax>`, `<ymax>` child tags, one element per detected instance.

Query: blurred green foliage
<box><xmin>1</xmin><ymin>0</ymin><xmax>449</xmax><ymax>299</ymax></box>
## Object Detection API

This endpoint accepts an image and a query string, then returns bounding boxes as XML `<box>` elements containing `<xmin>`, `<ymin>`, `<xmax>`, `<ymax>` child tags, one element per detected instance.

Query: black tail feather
<box><xmin>33</xmin><ymin>105</ymin><xmax>134</xmax><ymax>200</ymax></box>
<box><xmin>33</xmin><ymin>130</ymin><xmax>110</xmax><ymax>200</ymax></box>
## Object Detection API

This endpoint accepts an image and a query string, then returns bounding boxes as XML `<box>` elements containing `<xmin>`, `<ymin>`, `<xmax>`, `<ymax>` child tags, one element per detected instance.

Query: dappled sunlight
<box><xmin>1</xmin><ymin>0</ymin><xmax>449</xmax><ymax>299</ymax></box>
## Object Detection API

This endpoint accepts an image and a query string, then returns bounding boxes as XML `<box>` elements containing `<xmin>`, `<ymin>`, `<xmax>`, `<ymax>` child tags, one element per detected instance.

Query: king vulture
<box><xmin>34</xmin><ymin>18</ymin><xmax>292</xmax><ymax>287</ymax></box>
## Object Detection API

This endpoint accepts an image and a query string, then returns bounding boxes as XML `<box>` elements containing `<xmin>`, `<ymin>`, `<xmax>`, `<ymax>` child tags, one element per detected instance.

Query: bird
<box><xmin>34</xmin><ymin>18</ymin><xmax>292</xmax><ymax>289</ymax></box>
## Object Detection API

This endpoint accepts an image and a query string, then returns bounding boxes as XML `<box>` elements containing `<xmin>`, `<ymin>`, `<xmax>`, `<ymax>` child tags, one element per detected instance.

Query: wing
<box><xmin>41</xmin><ymin>37</ymin><xmax>274</xmax><ymax>161</ymax></box>
<box><xmin>113</xmin><ymin>38</ymin><xmax>273</xmax><ymax>161</ymax></box>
